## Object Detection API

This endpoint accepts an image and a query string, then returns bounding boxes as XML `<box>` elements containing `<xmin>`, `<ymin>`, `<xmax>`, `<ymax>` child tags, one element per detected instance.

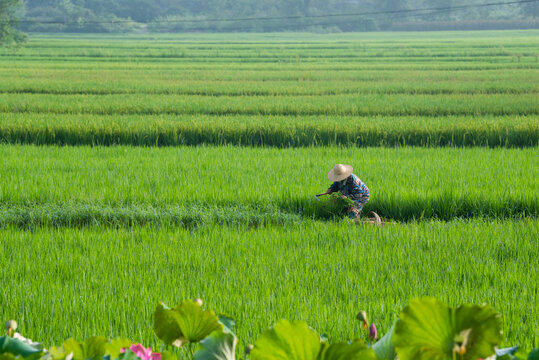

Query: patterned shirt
<box><xmin>329</xmin><ymin>174</ymin><xmax>370</xmax><ymax>205</ymax></box>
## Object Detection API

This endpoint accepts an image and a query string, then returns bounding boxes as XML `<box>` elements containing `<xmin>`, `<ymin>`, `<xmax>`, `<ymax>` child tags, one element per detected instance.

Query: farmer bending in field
<box><xmin>326</xmin><ymin>164</ymin><xmax>370</xmax><ymax>219</ymax></box>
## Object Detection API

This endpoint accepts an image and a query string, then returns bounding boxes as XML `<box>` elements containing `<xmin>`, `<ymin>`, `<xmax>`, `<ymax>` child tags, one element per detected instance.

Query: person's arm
<box><xmin>327</xmin><ymin>181</ymin><xmax>339</xmax><ymax>194</ymax></box>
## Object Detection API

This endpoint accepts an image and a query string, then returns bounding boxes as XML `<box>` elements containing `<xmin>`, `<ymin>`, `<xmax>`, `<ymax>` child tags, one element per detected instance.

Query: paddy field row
<box><xmin>3</xmin><ymin>31</ymin><xmax>538</xmax><ymax>60</ymax></box>
<box><xmin>1</xmin><ymin>220</ymin><xmax>538</xmax><ymax>350</ymax></box>
<box><xmin>1</xmin><ymin>33</ymin><xmax>537</xmax><ymax>148</ymax></box>
<box><xmin>1</xmin><ymin>68</ymin><xmax>537</xmax><ymax>95</ymax></box>
<box><xmin>1</xmin><ymin>113</ymin><xmax>536</xmax><ymax>147</ymax></box>
<box><xmin>0</xmin><ymin>145</ymin><xmax>536</xmax><ymax>224</ymax></box>
<box><xmin>2</xmin><ymin>93</ymin><xmax>538</xmax><ymax>117</ymax></box>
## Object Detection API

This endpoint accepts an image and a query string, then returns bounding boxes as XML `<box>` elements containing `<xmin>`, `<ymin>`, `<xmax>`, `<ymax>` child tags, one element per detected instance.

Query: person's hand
<box><xmin>327</xmin><ymin>188</ymin><xmax>333</xmax><ymax>194</ymax></box>
<box><xmin>340</xmin><ymin>195</ymin><xmax>348</xmax><ymax>200</ymax></box>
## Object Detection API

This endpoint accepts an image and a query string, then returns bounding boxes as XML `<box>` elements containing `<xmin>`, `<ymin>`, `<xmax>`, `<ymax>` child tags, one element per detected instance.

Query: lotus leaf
<box><xmin>394</xmin><ymin>297</ymin><xmax>502</xmax><ymax>360</ymax></box>
<box><xmin>154</xmin><ymin>301</ymin><xmax>222</xmax><ymax>347</ymax></box>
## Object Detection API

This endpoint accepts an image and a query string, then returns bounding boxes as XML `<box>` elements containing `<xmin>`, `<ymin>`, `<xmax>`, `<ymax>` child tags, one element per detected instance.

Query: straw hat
<box><xmin>328</xmin><ymin>164</ymin><xmax>353</xmax><ymax>182</ymax></box>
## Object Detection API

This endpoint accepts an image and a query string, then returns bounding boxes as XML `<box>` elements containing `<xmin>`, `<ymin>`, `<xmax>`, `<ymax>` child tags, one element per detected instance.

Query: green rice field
<box><xmin>0</xmin><ymin>31</ymin><xmax>538</xmax><ymax>355</ymax></box>
<box><xmin>1</xmin><ymin>221</ymin><xmax>537</xmax><ymax>349</ymax></box>
<box><xmin>0</xmin><ymin>146</ymin><xmax>537</xmax><ymax>223</ymax></box>
<box><xmin>1</xmin><ymin>32</ymin><xmax>538</xmax><ymax>148</ymax></box>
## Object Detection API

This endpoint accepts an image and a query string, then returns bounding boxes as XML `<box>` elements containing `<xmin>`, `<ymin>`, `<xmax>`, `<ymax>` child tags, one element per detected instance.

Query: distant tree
<box><xmin>519</xmin><ymin>1</ymin><xmax>538</xmax><ymax>19</ymax></box>
<box><xmin>0</xmin><ymin>0</ymin><xmax>26</xmax><ymax>45</ymax></box>
<box><xmin>422</xmin><ymin>0</ymin><xmax>454</xmax><ymax>21</ymax></box>
<box><xmin>374</xmin><ymin>0</ymin><xmax>410</xmax><ymax>30</ymax></box>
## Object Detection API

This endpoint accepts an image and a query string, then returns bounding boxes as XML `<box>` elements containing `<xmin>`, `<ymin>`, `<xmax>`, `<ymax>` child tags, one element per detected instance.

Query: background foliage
<box><xmin>0</xmin><ymin>0</ymin><xmax>26</xmax><ymax>44</ymax></box>
<box><xmin>14</xmin><ymin>0</ymin><xmax>539</xmax><ymax>33</ymax></box>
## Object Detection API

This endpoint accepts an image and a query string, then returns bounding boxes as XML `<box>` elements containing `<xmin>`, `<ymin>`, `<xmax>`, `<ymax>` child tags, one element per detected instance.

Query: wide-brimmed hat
<box><xmin>328</xmin><ymin>164</ymin><xmax>353</xmax><ymax>182</ymax></box>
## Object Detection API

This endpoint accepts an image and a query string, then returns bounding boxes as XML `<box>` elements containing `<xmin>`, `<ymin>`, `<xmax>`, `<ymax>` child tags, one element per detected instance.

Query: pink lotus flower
<box><xmin>122</xmin><ymin>344</ymin><xmax>161</xmax><ymax>360</ymax></box>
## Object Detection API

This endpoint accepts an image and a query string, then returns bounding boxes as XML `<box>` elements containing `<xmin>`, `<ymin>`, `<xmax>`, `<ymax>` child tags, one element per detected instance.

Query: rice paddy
<box><xmin>0</xmin><ymin>146</ymin><xmax>536</xmax><ymax>223</ymax></box>
<box><xmin>0</xmin><ymin>31</ymin><xmax>537</xmax><ymax>356</ymax></box>
<box><xmin>1</xmin><ymin>221</ymin><xmax>538</xmax><ymax>349</ymax></box>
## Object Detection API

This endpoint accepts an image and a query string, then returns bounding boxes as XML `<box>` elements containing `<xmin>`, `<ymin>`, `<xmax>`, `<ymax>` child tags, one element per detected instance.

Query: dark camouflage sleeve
<box><xmin>329</xmin><ymin>181</ymin><xmax>340</xmax><ymax>192</ymax></box>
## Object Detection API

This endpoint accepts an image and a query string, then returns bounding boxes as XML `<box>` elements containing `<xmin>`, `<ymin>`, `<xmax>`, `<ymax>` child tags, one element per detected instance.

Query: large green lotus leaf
<box><xmin>193</xmin><ymin>331</ymin><xmax>236</xmax><ymax>360</ymax></box>
<box><xmin>496</xmin><ymin>346</ymin><xmax>520</xmax><ymax>358</ymax></box>
<box><xmin>82</xmin><ymin>336</ymin><xmax>108</xmax><ymax>360</ymax></box>
<box><xmin>154</xmin><ymin>303</ymin><xmax>185</xmax><ymax>346</ymax></box>
<box><xmin>453</xmin><ymin>303</ymin><xmax>502</xmax><ymax>359</ymax></box>
<box><xmin>47</xmin><ymin>346</ymin><xmax>68</xmax><ymax>360</ymax></box>
<box><xmin>494</xmin><ymin>346</ymin><xmax>526</xmax><ymax>360</ymax></box>
<box><xmin>318</xmin><ymin>340</ymin><xmax>377</xmax><ymax>360</ymax></box>
<box><xmin>371</xmin><ymin>324</ymin><xmax>396</xmax><ymax>360</ymax></box>
<box><xmin>118</xmin><ymin>350</ymin><xmax>143</xmax><ymax>360</ymax></box>
<box><xmin>0</xmin><ymin>353</ymin><xmax>17</xmax><ymax>360</ymax></box>
<box><xmin>104</xmin><ymin>338</ymin><xmax>132</xmax><ymax>359</ymax></box>
<box><xmin>61</xmin><ymin>339</ymin><xmax>84</xmax><ymax>360</ymax></box>
<box><xmin>394</xmin><ymin>297</ymin><xmax>502</xmax><ymax>360</ymax></box>
<box><xmin>60</xmin><ymin>336</ymin><xmax>109</xmax><ymax>360</ymax></box>
<box><xmin>528</xmin><ymin>348</ymin><xmax>539</xmax><ymax>360</ymax></box>
<box><xmin>48</xmin><ymin>338</ymin><xmax>125</xmax><ymax>360</ymax></box>
<box><xmin>217</xmin><ymin>314</ymin><xmax>235</xmax><ymax>335</ymax></box>
<box><xmin>250</xmin><ymin>320</ymin><xmax>321</xmax><ymax>360</ymax></box>
<box><xmin>0</xmin><ymin>336</ymin><xmax>42</xmax><ymax>358</ymax></box>
<box><xmin>154</xmin><ymin>301</ymin><xmax>223</xmax><ymax>347</ymax></box>
<box><xmin>173</xmin><ymin>300</ymin><xmax>223</xmax><ymax>343</ymax></box>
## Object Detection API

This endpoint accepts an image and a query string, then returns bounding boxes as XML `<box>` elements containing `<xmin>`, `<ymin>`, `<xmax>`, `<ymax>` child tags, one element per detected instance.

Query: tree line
<box><xmin>1</xmin><ymin>0</ymin><xmax>537</xmax><ymax>42</ymax></box>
